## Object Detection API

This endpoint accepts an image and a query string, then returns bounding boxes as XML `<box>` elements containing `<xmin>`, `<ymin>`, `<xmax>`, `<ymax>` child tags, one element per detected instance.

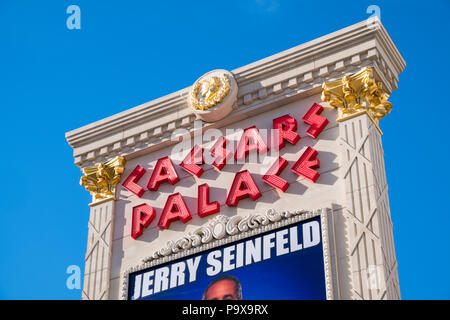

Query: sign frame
<box><xmin>120</xmin><ymin>207</ymin><xmax>334</xmax><ymax>300</ymax></box>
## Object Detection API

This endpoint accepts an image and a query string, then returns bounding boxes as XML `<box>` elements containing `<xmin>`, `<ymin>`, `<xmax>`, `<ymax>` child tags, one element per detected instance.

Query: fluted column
<box><xmin>79</xmin><ymin>156</ymin><xmax>125</xmax><ymax>300</ymax></box>
<box><xmin>322</xmin><ymin>68</ymin><xmax>400</xmax><ymax>300</ymax></box>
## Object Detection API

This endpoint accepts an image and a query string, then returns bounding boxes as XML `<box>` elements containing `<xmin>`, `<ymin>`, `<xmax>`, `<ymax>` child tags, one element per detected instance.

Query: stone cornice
<box><xmin>66</xmin><ymin>18</ymin><xmax>405</xmax><ymax>168</ymax></box>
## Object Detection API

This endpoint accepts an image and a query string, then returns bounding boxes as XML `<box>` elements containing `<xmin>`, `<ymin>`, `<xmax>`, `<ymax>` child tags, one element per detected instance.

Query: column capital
<box><xmin>80</xmin><ymin>156</ymin><xmax>126</xmax><ymax>206</ymax></box>
<box><xmin>321</xmin><ymin>67</ymin><xmax>393</xmax><ymax>133</ymax></box>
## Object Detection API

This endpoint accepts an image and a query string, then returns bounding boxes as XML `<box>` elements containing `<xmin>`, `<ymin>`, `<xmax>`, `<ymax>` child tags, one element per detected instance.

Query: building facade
<box><xmin>65</xmin><ymin>18</ymin><xmax>405</xmax><ymax>300</ymax></box>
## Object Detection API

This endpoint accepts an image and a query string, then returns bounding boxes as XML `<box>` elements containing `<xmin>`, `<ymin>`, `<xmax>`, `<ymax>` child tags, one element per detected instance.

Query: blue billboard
<box><xmin>128</xmin><ymin>215</ymin><xmax>326</xmax><ymax>300</ymax></box>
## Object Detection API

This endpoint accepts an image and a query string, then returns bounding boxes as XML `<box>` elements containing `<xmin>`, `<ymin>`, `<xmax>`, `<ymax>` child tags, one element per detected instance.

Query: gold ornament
<box><xmin>321</xmin><ymin>67</ymin><xmax>392</xmax><ymax>132</ymax></box>
<box><xmin>190</xmin><ymin>74</ymin><xmax>231</xmax><ymax>111</ymax></box>
<box><xmin>80</xmin><ymin>156</ymin><xmax>125</xmax><ymax>206</ymax></box>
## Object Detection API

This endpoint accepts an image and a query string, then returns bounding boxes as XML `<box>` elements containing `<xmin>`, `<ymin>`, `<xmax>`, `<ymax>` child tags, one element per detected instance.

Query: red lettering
<box><xmin>235</xmin><ymin>126</ymin><xmax>269</xmax><ymax>161</ymax></box>
<box><xmin>302</xmin><ymin>103</ymin><xmax>329</xmax><ymax>138</ymax></box>
<box><xmin>262</xmin><ymin>156</ymin><xmax>289</xmax><ymax>192</ymax></box>
<box><xmin>147</xmin><ymin>156</ymin><xmax>180</xmax><ymax>191</ymax></box>
<box><xmin>291</xmin><ymin>147</ymin><xmax>320</xmax><ymax>182</ymax></box>
<box><xmin>210</xmin><ymin>136</ymin><xmax>233</xmax><ymax>171</ymax></box>
<box><xmin>131</xmin><ymin>204</ymin><xmax>155</xmax><ymax>239</ymax></box>
<box><xmin>180</xmin><ymin>145</ymin><xmax>204</xmax><ymax>178</ymax></box>
<box><xmin>226</xmin><ymin>170</ymin><xmax>262</xmax><ymax>206</ymax></box>
<box><xmin>197</xmin><ymin>183</ymin><xmax>220</xmax><ymax>218</ymax></box>
<box><xmin>158</xmin><ymin>193</ymin><xmax>192</xmax><ymax>229</ymax></box>
<box><xmin>122</xmin><ymin>165</ymin><xmax>146</xmax><ymax>197</ymax></box>
<box><xmin>273</xmin><ymin>115</ymin><xmax>300</xmax><ymax>150</ymax></box>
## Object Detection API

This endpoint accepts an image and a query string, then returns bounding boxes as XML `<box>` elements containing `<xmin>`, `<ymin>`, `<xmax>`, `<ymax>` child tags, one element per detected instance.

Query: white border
<box><xmin>120</xmin><ymin>208</ymin><xmax>334</xmax><ymax>300</ymax></box>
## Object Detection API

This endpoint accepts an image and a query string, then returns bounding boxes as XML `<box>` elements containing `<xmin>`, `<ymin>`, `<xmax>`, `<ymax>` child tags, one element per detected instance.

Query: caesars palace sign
<box><xmin>124</xmin><ymin>86</ymin><xmax>329</xmax><ymax>239</ymax></box>
<box><xmin>66</xmin><ymin>19</ymin><xmax>405</xmax><ymax>300</ymax></box>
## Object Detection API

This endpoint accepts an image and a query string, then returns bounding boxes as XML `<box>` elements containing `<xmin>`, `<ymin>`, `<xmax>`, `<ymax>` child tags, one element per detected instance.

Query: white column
<box><xmin>78</xmin><ymin>156</ymin><xmax>124</xmax><ymax>300</ymax></box>
<box><xmin>339</xmin><ymin>113</ymin><xmax>400</xmax><ymax>300</ymax></box>
<box><xmin>82</xmin><ymin>200</ymin><xmax>115</xmax><ymax>300</ymax></box>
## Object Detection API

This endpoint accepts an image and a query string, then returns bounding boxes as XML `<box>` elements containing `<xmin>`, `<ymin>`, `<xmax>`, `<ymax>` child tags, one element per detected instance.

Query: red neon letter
<box><xmin>226</xmin><ymin>170</ymin><xmax>262</xmax><ymax>206</ymax></box>
<box><xmin>158</xmin><ymin>193</ymin><xmax>192</xmax><ymax>229</ymax></box>
<box><xmin>235</xmin><ymin>126</ymin><xmax>269</xmax><ymax>161</ymax></box>
<box><xmin>302</xmin><ymin>103</ymin><xmax>329</xmax><ymax>138</ymax></box>
<box><xmin>291</xmin><ymin>147</ymin><xmax>320</xmax><ymax>182</ymax></box>
<box><xmin>273</xmin><ymin>115</ymin><xmax>300</xmax><ymax>150</ymax></box>
<box><xmin>262</xmin><ymin>156</ymin><xmax>289</xmax><ymax>192</ymax></box>
<box><xmin>147</xmin><ymin>156</ymin><xmax>180</xmax><ymax>191</ymax></box>
<box><xmin>122</xmin><ymin>165</ymin><xmax>146</xmax><ymax>197</ymax></box>
<box><xmin>197</xmin><ymin>183</ymin><xmax>220</xmax><ymax>218</ymax></box>
<box><xmin>131</xmin><ymin>204</ymin><xmax>156</xmax><ymax>240</ymax></box>
<box><xmin>180</xmin><ymin>145</ymin><xmax>204</xmax><ymax>178</ymax></box>
<box><xmin>210</xmin><ymin>136</ymin><xmax>233</xmax><ymax>171</ymax></box>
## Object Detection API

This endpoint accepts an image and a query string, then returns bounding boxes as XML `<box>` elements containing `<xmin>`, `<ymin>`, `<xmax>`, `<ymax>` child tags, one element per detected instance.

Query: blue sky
<box><xmin>0</xmin><ymin>0</ymin><xmax>449</xmax><ymax>300</ymax></box>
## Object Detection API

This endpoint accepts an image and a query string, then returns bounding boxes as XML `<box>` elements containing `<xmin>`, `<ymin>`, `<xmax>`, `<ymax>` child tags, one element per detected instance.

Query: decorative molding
<box><xmin>141</xmin><ymin>208</ymin><xmax>306</xmax><ymax>264</ymax></box>
<box><xmin>80</xmin><ymin>156</ymin><xmax>125</xmax><ymax>206</ymax></box>
<box><xmin>65</xmin><ymin>18</ymin><xmax>405</xmax><ymax>168</ymax></box>
<box><xmin>120</xmin><ymin>208</ymin><xmax>334</xmax><ymax>300</ymax></box>
<box><xmin>321</xmin><ymin>67</ymin><xmax>392</xmax><ymax>133</ymax></box>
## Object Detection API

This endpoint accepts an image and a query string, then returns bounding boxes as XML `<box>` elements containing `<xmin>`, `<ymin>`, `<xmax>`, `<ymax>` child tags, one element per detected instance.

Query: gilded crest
<box><xmin>190</xmin><ymin>73</ymin><xmax>231</xmax><ymax>111</ymax></box>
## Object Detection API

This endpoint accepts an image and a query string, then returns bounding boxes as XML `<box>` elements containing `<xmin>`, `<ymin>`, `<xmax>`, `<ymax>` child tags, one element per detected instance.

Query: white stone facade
<box><xmin>66</xmin><ymin>18</ymin><xmax>405</xmax><ymax>300</ymax></box>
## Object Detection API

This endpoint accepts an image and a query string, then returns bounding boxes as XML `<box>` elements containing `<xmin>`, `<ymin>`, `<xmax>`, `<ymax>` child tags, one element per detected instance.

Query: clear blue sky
<box><xmin>0</xmin><ymin>0</ymin><xmax>449</xmax><ymax>300</ymax></box>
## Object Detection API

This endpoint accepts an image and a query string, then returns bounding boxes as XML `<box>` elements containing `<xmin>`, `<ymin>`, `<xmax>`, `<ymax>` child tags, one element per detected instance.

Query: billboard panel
<box><xmin>128</xmin><ymin>215</ymin><xmax>327</xmax><ymax>300</ymax></box>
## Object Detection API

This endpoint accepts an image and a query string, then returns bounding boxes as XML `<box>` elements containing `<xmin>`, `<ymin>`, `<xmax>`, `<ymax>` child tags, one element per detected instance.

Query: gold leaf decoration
<box><xmin>190</xmin><ymin>74</ymin><xmax>231</xmax><ymax>111</ymax></box>
<box><xmin>321</xmin><ymin>67</ymin><xmax>393</xmax><ymax>131</ymax></box>
<box><xmin>80</xmin><ymin>156</ymin><xmax>125</xmax><ymax>206</ymax></box>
